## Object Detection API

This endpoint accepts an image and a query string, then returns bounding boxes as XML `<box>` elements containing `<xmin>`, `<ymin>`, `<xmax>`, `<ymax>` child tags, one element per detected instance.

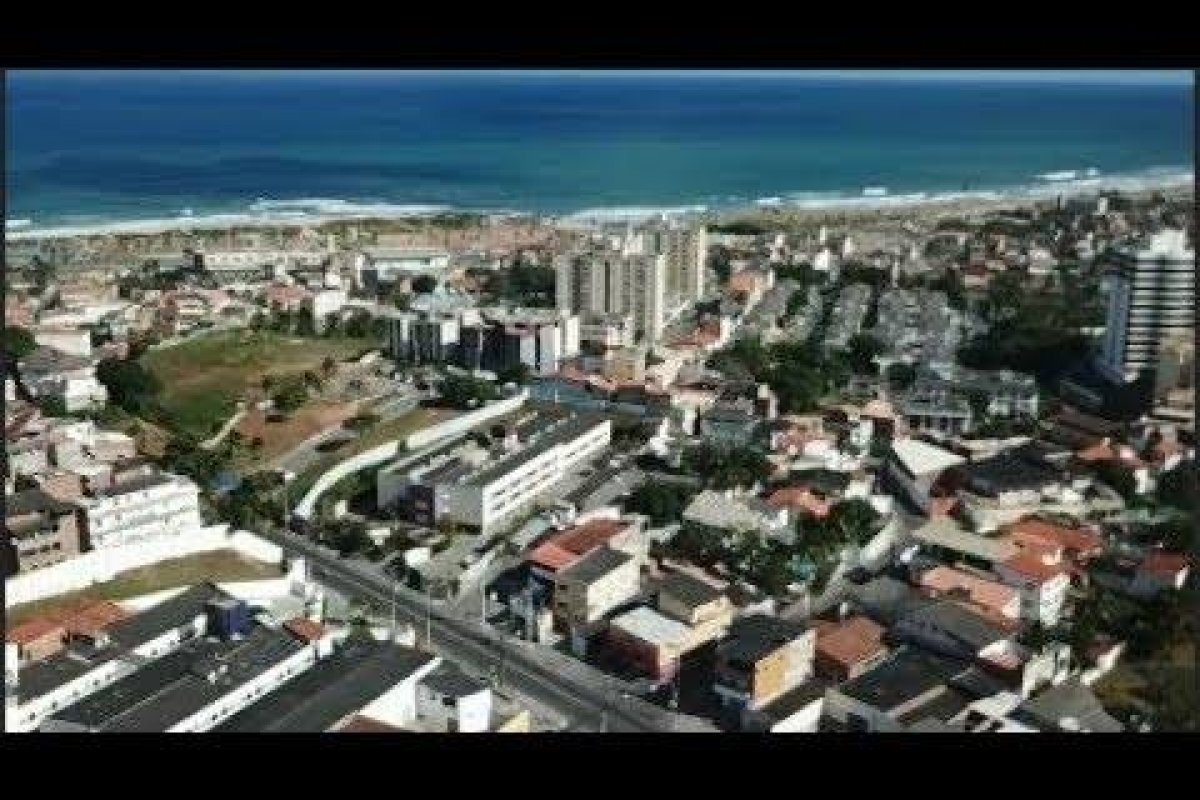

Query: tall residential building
<box><xmin>388</xmin><ymin>308</ymin><xmax>578</xmax><ymax>375</ymax></box>
<box><xmin>641</xmin><ymin>225</ymin><xmax>708</xmax><ymax>303</ymax></box>
<box><xmin>556</xmin><ymin>251</ymin><xmax>667</xmax><ymax>344</ymax></box>
<box><xmin>1098</xmin><ymin>229</ymin><xmax>1195</xmax><ymax>384</ymax></box>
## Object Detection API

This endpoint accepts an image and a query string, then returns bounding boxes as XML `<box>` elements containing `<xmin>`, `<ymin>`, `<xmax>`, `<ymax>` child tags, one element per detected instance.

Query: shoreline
<box><xmin>6</xmin><ymin>169</ymin><xmax>1194</xmax><ymax>243</ymax></box>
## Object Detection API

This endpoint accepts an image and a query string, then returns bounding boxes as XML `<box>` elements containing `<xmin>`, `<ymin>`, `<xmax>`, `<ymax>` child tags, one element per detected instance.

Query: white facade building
<box><xmin>80</xmin><ymin>472</ymin><xmax>202</xmax><ymax>549</ymax></box>
<box><xmin>556</xmin><ymin>251</ymin><xmax>668</xmax><ymax>344</ymax></box>
<box><xmin>433</xmin><ymin>416</ymin><xmax>612</xmax><ymax>535</ymax></box>
<box><xmin>1098</xmin><ymin>229</ymin><xmax>1195</xmax><ymax>384</ymax></box>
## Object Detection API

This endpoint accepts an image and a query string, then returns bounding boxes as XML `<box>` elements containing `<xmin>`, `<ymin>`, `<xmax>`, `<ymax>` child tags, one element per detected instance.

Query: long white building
<box><xmin>1098</xmin><ymin>229</ymin><xmax>1195</xmax><ymax>384</ymax></box>
<box><xmin>79</xmin><ymin>470</ymin><xmax>202</xmax><ymax>549</ymax></box>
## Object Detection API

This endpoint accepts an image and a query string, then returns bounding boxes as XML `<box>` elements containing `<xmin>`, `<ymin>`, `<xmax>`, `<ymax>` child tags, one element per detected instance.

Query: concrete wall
<box><xmin>405</xmin><ymin>391</ymin><xmax>527</xmax><ymax>451</ymax></box>
<box><xmin>296</xmin><ymin>392</ymin><xmax>528</xmax><ymax>521</ymax></box>
<box><xmin>4</xmin><ymin>526</ymin><xmax>283</xmax><ymax>609</ymax></box>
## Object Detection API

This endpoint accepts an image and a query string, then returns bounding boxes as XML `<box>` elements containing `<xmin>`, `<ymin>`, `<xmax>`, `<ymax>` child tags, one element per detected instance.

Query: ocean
<box><xmin>5</xmin><ymin>71</ymin><xmax>1194</xmax><ymax>235</ymax></box>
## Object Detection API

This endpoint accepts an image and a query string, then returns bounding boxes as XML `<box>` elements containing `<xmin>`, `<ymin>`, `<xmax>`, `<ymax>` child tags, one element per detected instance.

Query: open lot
<box><xmin>6</xmin><ymin>549</ymin><xmax>283</xmax><ymax>627</ymax></box>
<box><xmin>234</xmin><ymin>400</ymin><xmax>362</xmax><ymax>470</ymax></box>
<box><xmin>140</xmin><ymin>330</ymin><xmax>376</xmax><ymax>438</ymax></box>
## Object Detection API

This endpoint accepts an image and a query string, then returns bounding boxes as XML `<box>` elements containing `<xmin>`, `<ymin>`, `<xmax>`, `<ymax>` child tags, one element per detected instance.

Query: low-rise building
<box><xmin>1129</xmin><ymin>551</ymin><xmax>1191</xmax><ymax>595</ymax></box>
<box><xmin>217</xmin><ymin>639</ymin><xmax>439</xmax><ymax>732</ymax></box>
<box><xmin>822</xmin><ymin>646</ymin><xmax>976</xmax><ymax>732</ymax></box>
<box><xmin>682</xmin><ymin>490</ymin><xmax>791</xmax><ymax>543</ymax></box>
<box><xmin>813</xmin><ymin>614</ymin><xmax>888</xmax><ymax>682</ymax></box>
<box><xmin>604</xmin><ymin>605</ymin><xmax>698</xmax><ymax>683</ymax></box>
<box><xmin>915</xmin><ymin>565</ymin><xmax>1021</xmax><ymax>621</ymax></box>
<box><xmin>554</xmin><ymin>545</ymin><xmax>642</xmax><ymax>655</ymax></box>
<box><xmin>414</xmin><ymin>663</ymin><xmax>493</xmax><ymax>733</ymax></box>
<box><xmin>884</xmin><ymin>438</ymin><xmax>965</xmax><ymax>515</ymax></box>
<box><xmin>713</xmin><ymin>615</ymin><xmax>814</xmax><ymax>715</ymax></box>
<box><xmin>77</xmin><ymin>469</ymin><xmax>202</xmax><ymax>549</ymax></box>
<box><xmin>4</xmin><ymin>488</ymin><xmax>83</xmax><ymax>572</ymax></box>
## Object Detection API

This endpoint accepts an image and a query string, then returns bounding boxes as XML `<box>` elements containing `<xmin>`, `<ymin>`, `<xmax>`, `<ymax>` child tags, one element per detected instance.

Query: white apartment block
<box><xmin>80</xmin><ymin>471</ymin><xmax>202</xmax><ymax>549</ymax></box>
<box><xmin>1098</xmin><ymin>229</ymin><xmax>1195</xmax><ymax>384</ymax></box>
<box><xmin>434</xmin><ymin>415</ymin><xmax>611</xmax><ymax>535</ymax></box>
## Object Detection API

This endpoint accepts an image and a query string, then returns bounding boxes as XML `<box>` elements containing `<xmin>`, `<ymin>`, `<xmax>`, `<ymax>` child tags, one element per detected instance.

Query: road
<box><xmin>259</xmin><ymin>526</ymin><xmax>714</xmax><ymax>732</ymax></box>
<box><xmin>200</xmin><ymin>408</ymin><xmax>247</xmax><ymax>451</ymax></box>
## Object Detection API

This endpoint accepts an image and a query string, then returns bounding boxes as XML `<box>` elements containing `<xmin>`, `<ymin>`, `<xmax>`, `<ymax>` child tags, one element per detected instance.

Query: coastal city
<box><xmin>3</xmin><ymin>71</ymin><xmax>1196</xmax><ymax>734</ymax></box>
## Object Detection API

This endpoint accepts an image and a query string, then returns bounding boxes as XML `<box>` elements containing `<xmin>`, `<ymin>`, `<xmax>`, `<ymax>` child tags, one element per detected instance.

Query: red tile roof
<box><xmin>1007</xmin><ymin>518</ymin><xmax>1103</xmax><ymax>559</ymax></box>
<box><xmin>815</xmin><ymin>615</ymin><xmax>886</xmax><ymax>670</ymax></box>
<box><xmin>1000</xmin><ymin>550</ymin><xmax>1070</xmax><ymax>585</ymax></box>
<box><xmin>765</xmin><ymin>487</ymin><xmax>832</xmax><ymax>518</ymax></box>
<box><xmin>919</xmin><ymin>566</ymin><xmax>1019</xmax><ymax>617</ymax></box>
<box><xmin>337</xmin><ymin>715</ymin><xmax>407</xmax><ymax>733</ymax></box>
<box><xmin>529</xmin><ymin>519</ymin><xmax>629</xmax><ymax>573</ymax></box>
<box><xmin>5</xmin><ymin>618</ymin><xmax>66</xmax><ymax>645</ymax></box>
<box><xmin>1138</xmin><ymin>552</ymin><xmax>1190</xmax><ymax>577</ymax></box>
<box><xmin>62</xmin><ymin>601</ymin><xmax>129</xmax><ymax>637</ymax></box>
<box><xmin>283</xmin><ymin>617</ymin><xmax>328</xmax><ymax>643</ymax></box>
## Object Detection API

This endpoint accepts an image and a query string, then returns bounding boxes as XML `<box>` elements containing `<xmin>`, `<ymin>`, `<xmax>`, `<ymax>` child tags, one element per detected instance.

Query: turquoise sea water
<box><xmin>5</xmin><ymin>71</ymin><xmax>1194</xmax><ymax>232</ymax></box>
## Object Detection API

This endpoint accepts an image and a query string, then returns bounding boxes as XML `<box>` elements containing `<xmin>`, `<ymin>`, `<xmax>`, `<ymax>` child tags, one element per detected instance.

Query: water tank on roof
<box><xmin>205</xmin><ymin>597</ymin><xmax>252</xmax><ymax>640</ymax></box>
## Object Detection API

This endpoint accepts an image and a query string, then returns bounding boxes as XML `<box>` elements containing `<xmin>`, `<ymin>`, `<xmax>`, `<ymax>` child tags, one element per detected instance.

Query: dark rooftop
<box><xmin>217</xmin><ymin>640</ymin><xmax>435</xmax><ymax>733</ymax></box>
<box><xmin>5</xmin><ymin>488</ymin><xmax>76</xmax><ymax>517</ymax></box>
<box><xmin>847</xmin><ymin>576</ymin><xmax>930</xmax><ymax>627</ymax></box>
<box><xmin>837</xmin><ymin>646</ymin><xmax>970</xmax><ymax>711</ymax></box>
<box><xmin>105</xmin><ymin>583</ymin><xmax>224</xmax><ymax>651</ymax></box>
<box><xmin>49</xmin><ymin>623</ymin><xmax>305</xmax><ymax>732</ymax></box>
<box><xmin>895</xmin><ymin>599</ymin><xmax>1012</xmax><ymax>653</ymax></box>
<box><xmin>894</xmin><ymin>685</ymin><xmax>975</xmax><ymax>727</ymax></box>
<box><xmin>658</xmin><ymin>571</ymin><xmax>724</xmax><ymax>610</ymax></box>
<box><xmin>558</xmin><ymin>545</ymin><xmax>633</xmax><ymax>584</ymax></box>
<box><xmin>89</xmin><ymin>471</ymin><xmax>177</xmax><ymax>499</ymax></box>
<box><xmin>757</xmin><ymin>677</ymin><xmax>830</xmax><ymax>723</ymax></box>
<box><xmin>718</xmin><ymin>614</ymin><xmax>809</xmax><ymax>666</ymax></box>
<box><xmin>1014</xmin><ymin>679</ymin><xmax>1124</xmax><ymax>733</ymax></box>
<box><xmin>18</xmin><ymin>583</ymin><xmax>227</xmax><ymax>701</ymax></box>
<box><xmin>961</xmin><ymin>450</ymin><xmax>1064</xmax><ymax>495</ymax></box>
<box><xmin>420</xmin><ymin>663</ymin><xmax>487</xmax><ymax>698</ymax></box>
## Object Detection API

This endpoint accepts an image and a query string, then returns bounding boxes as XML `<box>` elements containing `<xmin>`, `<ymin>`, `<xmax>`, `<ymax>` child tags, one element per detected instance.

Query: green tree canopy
<box><xmin>4</xmin><ymin>326</ymin><xmax>37</xmax><ymax>360</ymax></box>
<box><xmin>96</xmin><ymin>357</ymin><xmax>163</xmax><ymax>416</ymax></box>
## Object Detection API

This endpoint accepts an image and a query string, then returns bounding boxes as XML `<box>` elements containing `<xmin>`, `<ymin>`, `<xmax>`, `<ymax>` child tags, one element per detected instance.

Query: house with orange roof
<box><xmin>993</xmin><ymin>548</ymin><xmax>1071</xmax><ymax>626</ymax></box>
<box><xmin>916</xmin><ymin>565</ymin><xmax>1021</xmax><ymax>620</ymax></box>
<box><xmin>527</xmin><ymin>516</ymin><xmax>642</xmax><ymax>582</ymax></box>
<box><xmin>813</xmin><ymin>614</ymin><xmax>888</xmax><ymax>682</ymax></box>
<box><xmin>5</xmin><ymin>618</ymin><xmax>67</xmax><ymax>664</ymax></box>
<box><xmin>1005</xmin><ymin>517</ymin><xmax>1104</xmax><ymax>563</ymax></box>
<box><xmin>1075</xmin><ymin>439</ymin><xmax>1153</xmax><ymax>495</ymax></box>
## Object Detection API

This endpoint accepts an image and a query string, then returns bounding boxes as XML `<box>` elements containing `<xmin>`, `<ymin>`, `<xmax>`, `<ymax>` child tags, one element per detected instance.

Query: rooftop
<box><xmin>815</xmin><ymin>615</ymin><xmax>887</xmax><ymax>670</ymax></box>
<box><xmin>719</xmin><ymin>614</ymin><xmax>809</xmax><ymax>665</ymax></box>
<box><xmin>898</xmin><ymin>599</ymin><xmax>1013</xmax><ymax>652</ymax></box>
<box><xmin>837</xmin><ymin>646</ymin><xmax>970</xmax><ymax>711</ymax></box>
<box><xmin>465</xmin><ymin>413</ymin><xmax>607</xmax><ymax>488</ymax></box>
<box><xmin>421</xmin><ymin>662</ymin><xmax>488</xmax><ymax>698</ymax></box>
<box><xmin>756</xmin><ymin>678</ymin><xmax>830</xmax><ymax>723</ymax></box>
<box><xmin>1005</xmin><ymin>517</ymin><xmax>1103</xmax><ymax>557</ymax></box>
<box><xmin>557</xmin><ymin>545</ymin><xmax>634</xmax><ymax>585</ymax></box>
<box><xmin>918</xmin><ymin>566</ymin><xmax>1019</xmax><ymax>616</ymax></box>
<box><xmin>658</xmin><ymin>570</ymin><xmax>725</xmax><ymax>610</ymax></box>
<box><xmin>217</xmin><ymin>640</ymin><xmax>435</xmax><ymax>733</ymax></box>
<box><xmin>1014</xmin><ymin>680</ymin><xmax>1123</xmax><ymax>733</ymax></box>
<box><xmin>609</xmin><ymin>605</ymin><xmax>694</xmax><ymax>649</ymax></box>
<box><xmin>5</xmin><ymin>488</ymin><xmax>76</xmax><ymax>517</ymax></box>
<box><xmin>890</xmin><ymin>437</ymin><xmax>966</xmax><ymax>476</ymax></box>
<box><xmin>910</xmin><ymin>518</ymin><xmax>1021</xmax><ymax>564</ymax></box>
<box><xmin>51</xmin><ymin>623</ymin><xmax>306</xmax><ymax>732</ymax></box>
<box><xmin>529</xmin><ymin>518</ymin><xmax>630</xmax><ymax>573</ymax></box>
<box><xmin>18</xmin><ymin>584</ymin><xmax>227</xmax><ymax>701</ymax></box>
<box><xmin>88</xmin><ymin>471</ymin><xmax>179</xmax><ymax>499</ymax></box>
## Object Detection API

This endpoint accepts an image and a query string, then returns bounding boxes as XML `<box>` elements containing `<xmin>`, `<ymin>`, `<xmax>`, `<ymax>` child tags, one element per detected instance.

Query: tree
<box><xmin>272</xmin><ymin>375</ymin><xmax>310</xmax><ymax>412</ymax></box>
<box><xmin>885</xmin><ymin>362</ymin><xmax>916</xmax><ymax>390</ymax></box>
<box><xmin>96</xmin><ymin>357</ymin><xmax>162</xmax><ymax>415</ymax></box>
<box><xmin>437</xmin><ymin>373</ymin><xmax>499</xmax><ymax>410</ymax></box>
<box><xmin>320</xmin><ymin>356</ymin><xmax>338</xmax><ymax>379</ymax></box>
<box><xmin>1156</xmin><ymin>460</ymin><xmax>1196</xmax><ymax>513</ymax></box>
<box><xmin>1092</xmin><ymin>460</ymin><xmax>1137</xmax><ymax>504</ymax></box>
<box><xmin>496</xmin><ymin>362</ymin><xmax>532</xmax><ymax>386</ymax></box>
<box><xmin>682</xmin><ymin>444</ymin><xmax>771</xmax><ymax>490</ymax></box>
<box><xmin>320</xmin><ymin>519</ymin><xmax>372</xmax><ymax>558</ymax></box>
<box><xmin>295</xmin><ymin>307</ymin><xmax>316</xmax><ymax>337</ymax></box>
<box><xmin>342</xmin><ymin>310</ymin><xmax>371</xmax><ymax>339</ymax></box>
<box><xmin>625</xmin><ymin>481</ymin><xmax>696</xmax><ymax>527</ymax></box>
<box><xmin>4</xmin><ymin>326</ymin><xmax>37</xmax><ymax>360</ymax></box>
<box><xmin>411</xmin><ymin>274</ymin><xmax>438</xmax><ymax>294</ymax></box>
<box><xmin>844</xmin><ymin>333</ymin><xmax>884</xmax><ymax>375</ymax></box>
